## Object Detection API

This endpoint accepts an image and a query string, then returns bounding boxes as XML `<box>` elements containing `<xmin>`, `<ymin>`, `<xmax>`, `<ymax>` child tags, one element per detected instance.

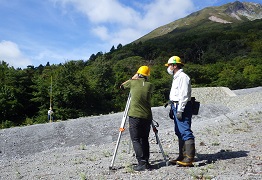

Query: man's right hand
<box><xmin>176</xmin><ymin>111</ymin><xmax>182</xmax><ymax>120</ymax></box>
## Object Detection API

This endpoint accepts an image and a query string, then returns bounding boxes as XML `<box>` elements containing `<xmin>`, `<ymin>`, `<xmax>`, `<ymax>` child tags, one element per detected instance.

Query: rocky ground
<box><xmin>0</xmin><ymin>87</ymin><xmax>261</xmax><ymax>180</ymax></box>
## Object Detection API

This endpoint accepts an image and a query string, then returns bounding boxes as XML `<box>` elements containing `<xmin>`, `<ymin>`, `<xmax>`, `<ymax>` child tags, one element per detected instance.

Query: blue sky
<box><xmin>0</xmin><ymin>0</ymin><xmax>261</xmax><ymax>68</ymax></box>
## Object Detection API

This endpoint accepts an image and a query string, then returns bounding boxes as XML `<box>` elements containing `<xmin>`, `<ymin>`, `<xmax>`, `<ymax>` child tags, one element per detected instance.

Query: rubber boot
<box><xmin>133</xmin><ymin>160</ymin><xmax>149</xmax><ymax>171</ymax></box>
<box><xmin>177</xmin><ymin>139</ymin><xmax>195</xmax><ymax>166</ymax></box>
<box><xmin>145</xmin><ymin>159</ymin><xmax>152</xmax><ymax>169</ymax></box>
<box><xmin>169</xmin><ymin>139</ymin><xmax>185</xmax><ymax>165</ymax></box>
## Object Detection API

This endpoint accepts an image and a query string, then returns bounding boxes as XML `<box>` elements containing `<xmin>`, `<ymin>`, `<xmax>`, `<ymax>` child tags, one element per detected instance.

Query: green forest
<box><xmin>1</xmin><ymin>19</ymin><xmax>261</xmax><ymax>129</ymax></box>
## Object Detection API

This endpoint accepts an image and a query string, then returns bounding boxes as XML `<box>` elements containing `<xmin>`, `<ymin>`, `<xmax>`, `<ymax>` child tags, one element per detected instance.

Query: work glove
<box><xmin>176</xmin><ymin>111</ymin><xmax>183</xmax><ymax>121</ymax></box>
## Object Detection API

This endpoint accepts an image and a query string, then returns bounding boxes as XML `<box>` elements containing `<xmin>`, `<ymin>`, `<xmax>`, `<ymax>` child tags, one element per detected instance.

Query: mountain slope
<box><xmin>135</xmin><ymin>1</ymin><xmax>262</xmax><ymax>43</ymax></box>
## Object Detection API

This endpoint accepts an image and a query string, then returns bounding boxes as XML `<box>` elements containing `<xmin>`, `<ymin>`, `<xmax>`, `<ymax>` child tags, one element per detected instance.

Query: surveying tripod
<box><xmin>109</xmin><ymin>93</ymin><xmax>168</xmax><ymax>170</ymax></box>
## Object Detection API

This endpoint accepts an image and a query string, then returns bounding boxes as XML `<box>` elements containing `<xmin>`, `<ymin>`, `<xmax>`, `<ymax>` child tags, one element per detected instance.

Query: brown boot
<box><xmin>177</xmin><ymin>139</ymin><xmax>195</xmax><ymax>166</ymax></box>
<box><xmin>169</xmin><ymin>139</ymin><xmax>185</xmax><ymax>165</ymax></box>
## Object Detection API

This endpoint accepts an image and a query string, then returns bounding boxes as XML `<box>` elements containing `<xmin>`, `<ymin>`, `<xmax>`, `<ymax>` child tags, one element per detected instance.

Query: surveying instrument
<box><xmin>109</xmin><ymin>93</ymin><xmax>168</xmax><ymax>170</ymax></box>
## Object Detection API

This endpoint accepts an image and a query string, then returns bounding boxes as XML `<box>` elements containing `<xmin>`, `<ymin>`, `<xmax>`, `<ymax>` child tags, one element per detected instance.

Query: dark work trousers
<box><xmin>171</xmin><ymin>101</ymin><xmax>194</xmax><ymax>141</ymax></box>
<box><xmin>129</xmin><ymin>116</ymin><xmax>152</xmax><ymax>162</ymax></box>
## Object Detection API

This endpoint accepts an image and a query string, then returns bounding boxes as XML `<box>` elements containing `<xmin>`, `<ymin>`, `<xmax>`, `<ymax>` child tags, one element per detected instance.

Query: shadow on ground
<box><xmin>196</xmin><ymin>150</ymin><xmax>249</xmax><ymax>166</ymax></box>
<box><xmin>148</xmin><ymin>150</ymin><xmax>249</xmax><ymax>169</ymax></box>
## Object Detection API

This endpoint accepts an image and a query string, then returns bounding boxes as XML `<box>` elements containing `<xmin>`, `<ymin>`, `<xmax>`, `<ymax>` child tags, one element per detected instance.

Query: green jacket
<box><xmin>123</xmin><ymin>78</ymin><xmax>154</xmax><ymax>120</ymax></box>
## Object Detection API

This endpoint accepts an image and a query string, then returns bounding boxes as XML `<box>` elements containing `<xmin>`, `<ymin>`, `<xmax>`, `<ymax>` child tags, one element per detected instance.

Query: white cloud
<box><xmin>0</xmin><ymin>40</ymin><xmax>32</xmax><ymax>68</ymax></box>
<box><xmin>26</xmin><ymin>45</ymin><xmax>91</xmax><ymax>67</ymax></box>
<box><xmin>140</xmin><ymin>0</ymin><xmax>194</xmax><ymax>29</ymax></box>
<box><xmin>53</xmin><ymin>0</ymin><xmax>139</xmax><ymax>24</ymax></box>
<box><xmin>110</xmin><ymin>28</ymin><xmax>144</xmax><ymax>45</ymax></box>
<box><xmin>0</xmin><ymin>0</ymin><xmax>195</xmax><ymax>69</ymax></box>
<box><xmin>53</xmin><ymin>0</ymin><xmax>195</xmax><ymax>47</ymax></box>
<box><xmin>91</xmin><ymin>26</ymin><xmax>110</xmax><ymax>41</ymax></box>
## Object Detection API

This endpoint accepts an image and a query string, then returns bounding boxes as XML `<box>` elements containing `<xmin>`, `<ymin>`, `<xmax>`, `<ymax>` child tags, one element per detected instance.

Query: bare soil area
<box><xmin>0</xmin><ymin>87</ymin><xmax>261</xmax><ymax>180</ymax></box>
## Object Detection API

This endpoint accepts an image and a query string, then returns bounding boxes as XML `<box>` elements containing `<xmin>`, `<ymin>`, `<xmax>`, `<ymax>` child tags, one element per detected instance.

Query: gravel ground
<box><xmin>0</xmin><ymin>87</ymin><xmax>261</xmax><ymax>180</ymax></box>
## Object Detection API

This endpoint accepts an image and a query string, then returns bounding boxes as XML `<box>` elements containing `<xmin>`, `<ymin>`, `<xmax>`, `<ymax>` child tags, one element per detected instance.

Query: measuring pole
<box><xmin>109</xmin><ymin>93</ymin><xmax>131</xmax><ymax>170</ymax></box>
<box><xmin>49</xmin><ymin>75</ymin><xmax>52</xmax><ymax>123</ymax></box>
<box><xmin>50</xmin><ymin>75</ymin><xmax>52</xmax><ymax>108</ymax></box>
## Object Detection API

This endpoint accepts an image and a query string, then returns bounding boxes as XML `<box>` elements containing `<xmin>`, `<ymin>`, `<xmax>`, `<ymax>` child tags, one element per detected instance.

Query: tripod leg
<box><xmin>109</xmin><ymin>93</ymin><xmax>131</xmax><ymax>170</ymax></box>
<box><xmin>151</xmin><ymin>122</ymin><xmax>168</xmax><ymax>166</ymax></box>
<box><xmin>155</xmin><ymin>132</ymin><xmax>168</xmax><ymax>166</ymax></box>
<box><xmin>109</xmin><ymin>130</ymin><xmax>124</xmax><ymax>170</ymax></box>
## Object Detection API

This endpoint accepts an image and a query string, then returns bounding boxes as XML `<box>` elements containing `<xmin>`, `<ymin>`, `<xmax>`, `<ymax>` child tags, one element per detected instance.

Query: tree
<box><xmin>117</xmin><ymin>43</ymin><xmax>123</xmax><ymax>49</ymax></box>
<box><xmin>243</xmin><ymin>64</ymin><xmax>262</xmax><ymax>87</ymax></box>
<box><xmin>89</xmin><ymin>54</ymin><xmax>96</xmax><ymax>61</ymax></box>
<box><xmin>216</xmin><ymin>66</ymin><xmax>248</xmax><ymax>89</ymax></box>
<box><xmin>110</xmin><ymin>45</ymin><xmax>115</xmax><ymax>53</ymax></box>
<box><xmin>51</xmin><ymin>61</ymin><xmax>91</xmax><ymax>120</ymax></box>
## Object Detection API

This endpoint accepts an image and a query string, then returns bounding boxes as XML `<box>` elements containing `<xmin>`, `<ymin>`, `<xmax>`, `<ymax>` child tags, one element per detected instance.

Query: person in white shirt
<box><xmin>165</xmin><ymin>56</ymin><xmax>195</xmax><ymax>167</ymax></box>
<box><xmin>48</xmin><ymin>107</ymin><xmax>54</xmax><ymax>122</ymax></box>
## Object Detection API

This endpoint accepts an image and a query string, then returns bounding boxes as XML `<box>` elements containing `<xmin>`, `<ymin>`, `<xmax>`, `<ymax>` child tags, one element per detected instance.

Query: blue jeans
<box><xmin>171</xmin><ymin>102</ymin><xmax>194</xmax><ymax>141</ymax></box>
<box><xmin>48</xmin><ymin>115</ymin><xmax>53</xmax><ymax>121</ymax></box>
<box><xmin>129</xmin><ymin>116</ymin><xmax>151</xmax><ymax>162</ymax></box>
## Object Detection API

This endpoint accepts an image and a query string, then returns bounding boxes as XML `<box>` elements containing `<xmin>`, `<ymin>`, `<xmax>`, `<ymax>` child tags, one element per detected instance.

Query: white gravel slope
<box><xmin>0</xmin><ymin>87</ymin><xmax>261</xmax><ymax>180</ymax></box>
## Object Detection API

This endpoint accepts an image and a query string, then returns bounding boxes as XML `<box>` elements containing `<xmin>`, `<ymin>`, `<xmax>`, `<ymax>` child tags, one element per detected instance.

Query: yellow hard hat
<box><xmin>137</xmin><ymin>66</ymin><xmax>150</xmax><ymax>76</ymax></box>
<box><xmin>165</xmin><ymin>56</ymin><xmax>184</xmax><ymax>66</ymax></box>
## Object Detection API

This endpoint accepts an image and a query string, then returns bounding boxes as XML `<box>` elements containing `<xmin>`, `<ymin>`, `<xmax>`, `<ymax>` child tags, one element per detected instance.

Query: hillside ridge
<box><xmin>135</xmin><ymin>1</ymin><xmax>262</xmax><ymax>43</ymax></box>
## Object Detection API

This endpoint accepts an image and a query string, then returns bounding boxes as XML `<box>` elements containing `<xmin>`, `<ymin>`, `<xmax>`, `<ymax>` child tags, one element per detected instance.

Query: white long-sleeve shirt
<box><xmin>169</xmin><ymin>69</ymin><xmax>191</xmax><ymax>112</ymax></box>
<box><xmin>48</xmin><ymin>110</ymin><xmax>53</xmax><ymax>115</ymax></box>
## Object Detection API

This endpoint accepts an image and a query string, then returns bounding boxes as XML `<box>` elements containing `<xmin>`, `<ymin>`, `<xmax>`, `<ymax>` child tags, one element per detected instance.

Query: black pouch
<box><xmin>169</xmin><ymin>108</ymin><xmax>174</xmax><ymax>119</ymax></box>
<box><xmin>191</xmin><ymin>97</ymin><xmax>200</xmax><ymax>115</ymax></box>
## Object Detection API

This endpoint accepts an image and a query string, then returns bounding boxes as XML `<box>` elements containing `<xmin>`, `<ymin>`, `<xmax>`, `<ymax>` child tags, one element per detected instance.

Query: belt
<box><xmin>171</xmin><ymin>101</ymin><xmax>179</xmax><ymax>103</ymax></box>
<box><xmin>172</xmin><ymin>100</ymin><xmax>191</xmax><ymax>104</ymax></box>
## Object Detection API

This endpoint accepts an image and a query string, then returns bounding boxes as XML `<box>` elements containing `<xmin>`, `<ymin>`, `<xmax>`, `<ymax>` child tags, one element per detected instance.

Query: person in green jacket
<box><xmin>120</xmin><ymin>66</ymin><xmax>154</xmax><ymax>171</ymax></box>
